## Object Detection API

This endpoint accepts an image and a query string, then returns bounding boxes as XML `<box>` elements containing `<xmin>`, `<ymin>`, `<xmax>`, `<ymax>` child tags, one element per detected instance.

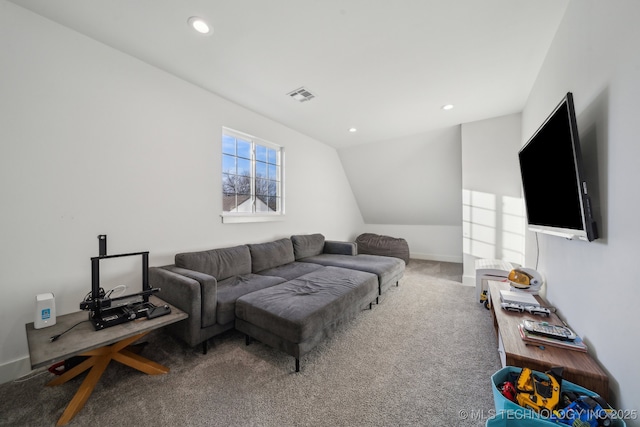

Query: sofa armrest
<box><xmin>323</xmin><ymin>240</ymin><xmax>356</xmax><ymax>256</ymax></box>
<box><xmin>163</xmin><ymin>265</ymin><xmax>218</xmax><ymax>329</ymax></box>
<box><xmin>150</xmin><ymin>266</ymin><xmax>217</xmax><ymax>333</ymax></box>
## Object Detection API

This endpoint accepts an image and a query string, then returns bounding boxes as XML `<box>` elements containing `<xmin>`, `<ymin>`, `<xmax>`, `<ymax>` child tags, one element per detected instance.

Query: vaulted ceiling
<box><xmin>9</xmin><ymin>0</ymin><xmax>568</xmax><ymax>148</ymax></box>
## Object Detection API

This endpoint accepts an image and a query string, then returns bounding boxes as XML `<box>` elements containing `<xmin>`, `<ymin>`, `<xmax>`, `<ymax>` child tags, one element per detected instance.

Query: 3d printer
<box><xmin>79</xmin><ymin>239</ymin><xmax>165</xmax><ymax>330</ymax></box>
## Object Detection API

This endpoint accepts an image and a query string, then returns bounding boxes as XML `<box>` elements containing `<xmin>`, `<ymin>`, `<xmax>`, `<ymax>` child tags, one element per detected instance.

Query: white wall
<box><xmin>460</xmin><ymin>114</ymin><xmax>525</xmax><ymax>285</ymax></box>
<box><xmin>357</xmin><ymin>224</ymin><xmax>462</xmax><ymax>263</ymax></box>
<box><xmin>338</xmin><ymin>127</ymin><xmax>463</xmax><ymax>262</ymax></box>
<box><xmin>522</xmin><ymin>0</ymin><xmax>640</xmax><ymax>420</ymax></box>
<box><xmin>0</xmin><ymin>2</ymin><xmax>364</xmax><ymax>383</ymax></box>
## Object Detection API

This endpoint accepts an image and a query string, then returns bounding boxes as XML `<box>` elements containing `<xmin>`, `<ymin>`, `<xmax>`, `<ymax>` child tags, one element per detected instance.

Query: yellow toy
<box><xmin>479</xmin><ymin>290</ymin><xmax>491</xmax><ymax>309</ymax></box>
<box><xmin>508</xmin><ymin>269</ymin><xmax>533</xmax><ymax>289</ymax></box>
<box><xmin>516</xmin><ymin>367</ymin><xmax>563</xmax><ymax>414</ymax></box>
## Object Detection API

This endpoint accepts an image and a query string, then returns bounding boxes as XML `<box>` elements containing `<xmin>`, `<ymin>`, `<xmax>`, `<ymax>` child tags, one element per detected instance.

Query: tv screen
<box><xmin>518</xmin><ymin>92</ymin><xmax>598</xmax><ymax>241</ymax></box>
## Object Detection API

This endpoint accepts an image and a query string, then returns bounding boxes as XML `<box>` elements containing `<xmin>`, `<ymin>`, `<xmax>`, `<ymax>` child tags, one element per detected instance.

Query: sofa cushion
<box><xmin>235</xmin><ymin>266</ymin><xmax>378</xmax><ymax>344</ymax></box>
<box><xmin>256</xmin><ymin>261</ymin><xmax>323</xmax><ymax>281</ymax></box>
<box><xmin>215</xmin><ymin>273</ymin><xmax>286</xmax><ymax>325</ymax></box>
<box><xmin>175</xmin><ymin>245</ymin><xmax>251</xmax><ymax>281</ymax></box>
<box><xmin>291</xmin><ymin>233</ymin><xmax>325</xmax><ymax>260</ymax></box>
<box><xmin>323</xmin><ymin>240</ymin><xmax>357</xmax><ymax>256</ymax></box>
<box><xmin>248</xmin><ymin>238</ymin><xmax>295</xmax><ymax>273</ymax></box>
<box><xmin>300</xmin><ymin>253</ymin><xmax>405</xmax><ymax>294</ymax></box>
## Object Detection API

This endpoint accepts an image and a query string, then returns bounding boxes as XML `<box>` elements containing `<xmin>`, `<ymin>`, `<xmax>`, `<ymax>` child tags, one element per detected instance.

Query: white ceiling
<box><xmin>9</xmin><ymin>0</ymin><xmax>569</xmax><ymax>149</ymax></box>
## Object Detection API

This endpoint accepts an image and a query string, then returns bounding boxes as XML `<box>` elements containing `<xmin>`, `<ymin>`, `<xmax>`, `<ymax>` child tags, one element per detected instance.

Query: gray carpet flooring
<box><xmin>0</xmin><ymin>260</ymin><xmax>501</xmax><ymax>427</ymax></box>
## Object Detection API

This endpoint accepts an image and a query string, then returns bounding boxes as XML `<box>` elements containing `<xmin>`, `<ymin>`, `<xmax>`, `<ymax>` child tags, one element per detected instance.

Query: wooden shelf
<box><xmin>488</xmin><ymin>281</ymin><xmax>609</xmax><ymax>399</ymax></box>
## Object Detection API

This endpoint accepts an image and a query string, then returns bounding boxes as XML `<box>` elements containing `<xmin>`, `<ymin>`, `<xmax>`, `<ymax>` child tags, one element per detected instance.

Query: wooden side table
<box><xmin>25</xmin><ymin>296</ymin><xmax>187</xmax><ymax>426</ymax></box>
<box><xmin>488</xmin><ymin>281</ymin><xmax>609</xmax><ymax>399</ymax></box>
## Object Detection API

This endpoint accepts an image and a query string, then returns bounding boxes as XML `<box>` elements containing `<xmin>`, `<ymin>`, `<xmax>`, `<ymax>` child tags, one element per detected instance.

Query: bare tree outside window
<box><xmin>222</xmin><ymin>128</ymin><xmax>282</xmax><ymax>215</ymax></box>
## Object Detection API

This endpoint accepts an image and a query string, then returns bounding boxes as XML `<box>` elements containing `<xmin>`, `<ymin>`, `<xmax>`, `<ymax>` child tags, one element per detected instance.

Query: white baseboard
<box><xmin>0</xmin><ymin>356</ymin><xmax>34</xmax><ymax>385</ymax></box>
<box><xmin>410</xmin><ymin>252</ymin><xmax>463</xmax><ymax>263</ymax></box>
<box><xmin>462</xmin><ymin>274</ymin><xmax>476</xmax><ymax>287</ymax></box>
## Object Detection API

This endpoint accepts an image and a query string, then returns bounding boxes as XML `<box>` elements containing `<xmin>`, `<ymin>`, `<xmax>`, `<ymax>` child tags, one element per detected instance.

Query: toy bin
<box><xmin>491</xmin><ymin>366</ymin><xmax>626</xmax><ymax>427</ymax></box>
<box><xmin>485</xmin><ymin>412</ymin><xmax>557</xmax><ymax>427</ymax></box>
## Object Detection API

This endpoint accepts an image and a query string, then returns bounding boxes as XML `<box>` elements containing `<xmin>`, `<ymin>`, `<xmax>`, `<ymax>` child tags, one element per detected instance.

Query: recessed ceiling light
<box><xmin>188</xmin><ymin>16</ymin><xmax>211</xmax><ymax>34</ymax></box>
<box><xmin>442</xmin><ymin>104</ymin><xmax>454</xmax><ymax>110</ymax></box>
<box><xmin>349</xmin><ymin>127</ymin><xmax>357</xmax><ymax>133</ymax></box>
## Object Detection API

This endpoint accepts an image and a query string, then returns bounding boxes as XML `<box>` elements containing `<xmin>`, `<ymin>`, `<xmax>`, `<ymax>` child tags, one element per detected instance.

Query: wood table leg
<box><xmin>47</xmin><ymin>331</ymin><xmax>170</xmax><ymax>426</ymax></box>
<box><xmin>55</xmin><ymin>354</ymin><xmax>110</xmax><ymax>426</ymax></box>
<box><xmin>112</xmin><ymin>348</ymin><xmax>169</xmax><ymax>375</ymax></box>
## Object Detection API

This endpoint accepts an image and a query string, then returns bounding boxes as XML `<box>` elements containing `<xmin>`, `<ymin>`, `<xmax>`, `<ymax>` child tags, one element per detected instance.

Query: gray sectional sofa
<box><xmin>149</xmin><ymin>233</ymin><xmax>405</xmax><ymax>371</ymax></box>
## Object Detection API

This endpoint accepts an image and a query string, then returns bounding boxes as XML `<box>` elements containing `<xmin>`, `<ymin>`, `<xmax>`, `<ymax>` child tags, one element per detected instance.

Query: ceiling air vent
<box><xmin>287</xmin><ymin>87</ymin><xmax>316</xmax><ymax>103</ymax></box>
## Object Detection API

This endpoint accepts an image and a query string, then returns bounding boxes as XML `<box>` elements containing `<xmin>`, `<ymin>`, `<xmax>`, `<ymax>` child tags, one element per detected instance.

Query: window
<box><xmin>221</xmin><ymin>128</ymin><xmax>284</xmax><ymax>223</ymax></box>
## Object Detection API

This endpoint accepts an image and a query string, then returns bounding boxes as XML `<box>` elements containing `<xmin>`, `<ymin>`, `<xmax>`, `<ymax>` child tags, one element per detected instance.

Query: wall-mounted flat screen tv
<box><xmin>518</xmin><ymin>92</ymin><xmax>598</xmax><ymax>241</ymax></box>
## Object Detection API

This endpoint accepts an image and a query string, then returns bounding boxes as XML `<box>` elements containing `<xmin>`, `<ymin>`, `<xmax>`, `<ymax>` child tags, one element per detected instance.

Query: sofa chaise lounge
<box><xmin>149</xmin><ymin>233</ymin><xmax>405</xmax><ymax>370</ymax></box>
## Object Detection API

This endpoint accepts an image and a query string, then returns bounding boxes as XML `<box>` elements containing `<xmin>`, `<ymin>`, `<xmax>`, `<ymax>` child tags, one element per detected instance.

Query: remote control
<box><xmin>524</xmin><ymin>305</ymin><xmax>550</xmax><ymax>317</ymax></box>
<box><xmin>146</xmin><ymin>304</ymin><xmax>171</xmax><ymax>319</ymax></box>
<box><xmin>522</xmin><ymin>319</ymin><xmax>576</xmax><ymax>341</ymax></box>
<box><xmin>501</xmin><ymin>302</ymin><xmax>524</xmax><ymax>313</ymax></box>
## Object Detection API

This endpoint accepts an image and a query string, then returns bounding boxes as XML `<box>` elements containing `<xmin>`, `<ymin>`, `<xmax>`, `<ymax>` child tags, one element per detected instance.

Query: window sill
<box><xmin>220</xmin><ymin>213</ymin><xmax>285</xmax><ymax>224</ymax></box>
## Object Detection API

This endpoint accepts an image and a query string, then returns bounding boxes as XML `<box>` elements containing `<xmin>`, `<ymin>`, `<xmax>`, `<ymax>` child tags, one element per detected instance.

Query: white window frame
<box><xmin>220</xmin><ymin>127</ymin><xmax>285</xmax><ymax>224</ymax></box>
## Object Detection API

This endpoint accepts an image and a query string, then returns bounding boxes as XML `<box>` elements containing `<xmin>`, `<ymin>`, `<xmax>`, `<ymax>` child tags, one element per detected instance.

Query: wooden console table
<box><xmin>488</xmin><ymin>281</ymin><xmax>609</xmax><ymax>399</ymax></box>
<box><xmin>25</xmin><ymin>296</ymin><xmax>187</xmax><ymax>426</ymax></box>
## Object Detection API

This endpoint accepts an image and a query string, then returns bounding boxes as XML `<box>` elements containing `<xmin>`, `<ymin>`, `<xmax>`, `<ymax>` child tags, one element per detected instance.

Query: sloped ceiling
<box><xmin>8</xmin><ymin>0</ymin><xmax>568</xmax><ymax>149</ymax></box>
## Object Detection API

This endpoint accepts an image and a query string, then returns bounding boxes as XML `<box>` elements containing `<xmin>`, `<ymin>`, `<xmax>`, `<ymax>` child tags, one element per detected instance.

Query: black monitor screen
<box><xmin>519</xmin><ymin>100</ymin><xmax>584</xmax><ymax>231</ymax></box>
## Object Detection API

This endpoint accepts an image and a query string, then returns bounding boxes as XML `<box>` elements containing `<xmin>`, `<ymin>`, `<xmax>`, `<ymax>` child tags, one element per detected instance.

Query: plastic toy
<box><xmin>499</xmin><ymin>381</ymin><xmax>517</xmax><ymax>402</ymax></box>
<box><xmin>515</xmin><ymin>367</ymin><xmax>562</xmax><ymax>414</ymax></box>
<box><xmin>507</xmin><ymin>267</ymin><xmax>544</xmax><ymax>294</ymax></box>
<box><xmin>551</xmin><ymin>392</ymin><xmax>613</xmax><ymax>427</ymax></box>
<box><xmin>480</xmin><ymin>290</ymin><xmax>491</xmax><ymax>310</ymax></box>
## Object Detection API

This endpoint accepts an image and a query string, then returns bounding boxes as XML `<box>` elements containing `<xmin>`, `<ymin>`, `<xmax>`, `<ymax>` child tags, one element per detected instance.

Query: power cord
<box><xmin>534</xmin><ymin>232</ymin><xmax>540</xmax><ymax>270</ymax></box>
<box><xmin>13</xmin><ymin>368</ymin><xmax>50</xmax><ymax>383</ymax></box>
<box><xmin>50</xmin><ymin>320</ymin><xmax>90</xmax><ymax>342</ymax></box>
<box><xmin>83</xmin><ymin>285</ymin><xmax>126</xmax><ymax>303</ymax></box>
<box><xmin>105</xmin><ymin>284</ymin><xmax>127</xmax><ymax>299</ymax></box>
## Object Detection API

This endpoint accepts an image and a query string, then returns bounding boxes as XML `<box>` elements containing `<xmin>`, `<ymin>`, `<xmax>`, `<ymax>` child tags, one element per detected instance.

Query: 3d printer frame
<box><xmin>83</xmin><ymin>251</ymin><xmax>159</xmax><ymax>330</ymax></box>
